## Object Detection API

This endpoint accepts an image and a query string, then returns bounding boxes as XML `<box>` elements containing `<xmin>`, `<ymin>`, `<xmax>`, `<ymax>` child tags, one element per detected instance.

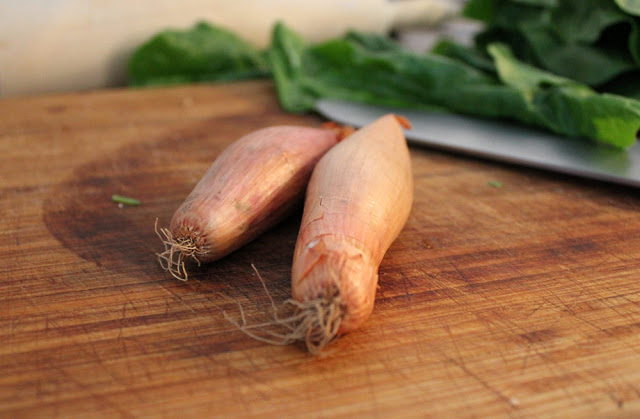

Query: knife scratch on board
<box><xmin>445</xmin><ymin>353</ymin><xmax>519</xmax><ymax>408</ymax></box>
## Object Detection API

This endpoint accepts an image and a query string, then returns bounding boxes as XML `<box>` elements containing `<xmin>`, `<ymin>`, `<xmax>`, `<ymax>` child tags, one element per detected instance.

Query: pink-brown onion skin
<box><xmin>169</xmin><ymin>126</ymin><xmax>341</xmax><ymax>262</ymax></box>
<box><xmin>291</xmin><ymin>115</ymin><xmax>414</xmax><ymax>334</ymax></box>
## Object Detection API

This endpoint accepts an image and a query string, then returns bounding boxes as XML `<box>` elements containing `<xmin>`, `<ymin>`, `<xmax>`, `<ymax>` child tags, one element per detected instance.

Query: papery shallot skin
<box><xmin>291</xmin><ymin>115</ymin><xmax>414</xmax><ymax>334</ymax></box>
<box><xmin>169</xmin><ymin>125</ymin><xmax>341</xmax><ymax>263</ymax></box>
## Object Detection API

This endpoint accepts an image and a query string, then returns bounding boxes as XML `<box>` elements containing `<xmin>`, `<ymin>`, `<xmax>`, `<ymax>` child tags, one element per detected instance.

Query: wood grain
<box><xmin>1</xmin><ymin>81</ymin><xmax>640</xmax><ymax>417</ymax></box>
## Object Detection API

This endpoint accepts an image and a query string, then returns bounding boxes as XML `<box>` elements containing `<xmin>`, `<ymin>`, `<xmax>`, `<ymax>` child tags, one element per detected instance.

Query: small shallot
<box><xmin>156</xmin><ymin>123</ymin><xmax>352</xmax><ymax>280</ymax></box>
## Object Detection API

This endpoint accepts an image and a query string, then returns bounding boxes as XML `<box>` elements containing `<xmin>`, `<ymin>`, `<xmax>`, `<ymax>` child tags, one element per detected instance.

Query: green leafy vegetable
<box><xmin>128</xmin><ymin>18</ymin><xmax>640</xmax><ymax>149</ymax></box>
<box><xmin>463</xmin><ymin>0</ymin><xmax>640</xmax><ymax>87</ymax></box>
<box><xmin>487</xmin><ymin>43</ymin><xmax>640</xmax><ymax>148</ymax></box>
<box><xmin>269</xmin><ymin>23</ymin><xmax>640</xmax><ymax>148</ymax></box>
<box><xmin>129</xmin><ymin>22</ymin><xmax>269</xmax><ymax>86</ymax></box>
<box><xmin>270</xmin><ymin>23</ymin><xmax>515</xmax><ymax>116</ymax></box>
<box><xmin>432</xmin><ymin>39</ymin><xmax>497</xmax><ymax>73</ymax></box>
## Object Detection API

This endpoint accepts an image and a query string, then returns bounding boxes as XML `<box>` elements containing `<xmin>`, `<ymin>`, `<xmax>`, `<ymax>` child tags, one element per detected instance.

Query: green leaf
<box><xmin>268</xmin><ymin>23</ymin><xmax>640</xmax><ymax>148</ymax></box>
<box><xmin>520</xmin><ymin>22</ymin><xmax>636</xmax><ymax>85</ymax></box>
<box><xmin>487</xmin><ymin>43</ymin><xmax>573</xmax><ymax>89</ymax></box>
<box><xmin>344</xmin><ymin>31</ymin><xmax>404</xmax><ymax>53</ymax></box>
<box><xmin>432</xmin><ymin>39</ymin><xmax>497</xmax><ymax>74</ymax></box>
<box><xmin>128</xmin><ymin>22</ymin><xmax>270</xmax><ymax>86</ymax></box>
<box><xmin>550</xmin><ymin>0</ymin><xmax>628</xmax><ymax>43</ymax></box>
<box><xmin>466</xmin><ymin>0</ymin><xmax>640</xmax><ymax>87</ymax></box>
<box><xmin>463</xmin><ymin>0</ymin><xmax>500</xmax><ymax>22</ymax></box>
<box><xmin>269</xmin><ymin>22</ymin><xmax>501</xmax><ymax>114</ymax></box>
<box><xmin>488</xmin><ymin>43</ymin><xmax>640</xmax><ymax>148</ymax></box>
<box><xmin>268</xmin><ymin>22</ymin><xmax>316</xmax><ymax>113</ymax></box>
<box><xmin>128</xmin><ymin>20</ymin><xmax>640</xmax><ymax>149</ymax></box>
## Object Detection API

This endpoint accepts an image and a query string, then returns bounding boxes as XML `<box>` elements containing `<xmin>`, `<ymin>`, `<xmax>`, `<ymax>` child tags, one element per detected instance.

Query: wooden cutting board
<box><xmin>2</xmin><ymin>81</ymin><xmax>640</xmax><ymax>417</ymax></box>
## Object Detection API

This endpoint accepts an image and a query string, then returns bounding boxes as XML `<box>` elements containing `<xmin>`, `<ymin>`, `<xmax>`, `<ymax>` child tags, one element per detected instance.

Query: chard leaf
<box><xmin>269</xmin><ymin>22</ymin><xmax>492</xmax><ymax>114</ymax></box>
<box><xmin>343</xmin><ymin>32</ymin><xmax>404</xmax><ymax>52</ymax></box>
<box><xmin>520</xmin><ymin>22</ymin><xmax>637</xmax><ymax>85</ymax></box>
<box><xmin>269</xmin><ymin>23</ymin><xmax>640</xmax><ymax>148</ymax></box>
<box><xmin>432</xmin><ymin>39</ymin><xmax>497</xmax><ymax>74</ymax></box>
<box><xmin>268</xmin><ymin>23</ymin><xmax>315</xmax><ymax>112</ymax></box>
<box><xmin>550</xmin><ymin>0</ymin><xmax>628</xmax><ymax>43</ymax></box>
<box><xmin>466</xmin><ymin>0</ymin><xmax>553</xmax><ymax>29</ymax></box>
<box><xmin>463</xmin><ymin>0</ymin><xmax>500</xmax><ymax>22</ymax></box>
<box><xmin>488</xmin><ymin>43</ymin><xmax>640</xmax><ymax>148</ymax></box>
<box><xmin>487</xmin><ymin>43</ymin><xmax>573</xmax><ymax>89</ymax></box>
<box><xmin>128</xmin><ymin>20</ymin><xmax>640</xmax><ymax>149</ymax></box>
<box><xmin>129</xmin><ymin>22</ymin><xmax>269</xmax><ymax>86</ymax></box>
<box><xmin>466</xmin><ymin>0</ymin><xmax>640</xmax><ymax>87</ymax></box>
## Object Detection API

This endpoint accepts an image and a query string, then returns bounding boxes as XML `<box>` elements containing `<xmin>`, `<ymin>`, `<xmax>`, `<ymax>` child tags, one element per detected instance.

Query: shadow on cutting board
<box><xmin>41</xmin><ymin>116</ymin><xmax>301</xmax><ymax>289</ymax></box>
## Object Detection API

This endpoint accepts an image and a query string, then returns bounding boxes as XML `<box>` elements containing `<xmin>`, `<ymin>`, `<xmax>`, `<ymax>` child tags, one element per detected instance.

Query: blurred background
<box><xmin>0</xmin><ymin>0</ymin><xmax>470</xmax><ymax>97</ymax></box>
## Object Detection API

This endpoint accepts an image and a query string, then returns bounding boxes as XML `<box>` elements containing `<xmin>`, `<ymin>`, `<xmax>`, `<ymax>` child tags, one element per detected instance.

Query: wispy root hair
<box><xmin>225</xmin><ymin>264</ymin><xmax>345</xmax><ymax>355</ymax></box>
<box><xmin>154</xmin><ymin>218</ymin><xmax>204</xmax><ymax>281</ymax></box>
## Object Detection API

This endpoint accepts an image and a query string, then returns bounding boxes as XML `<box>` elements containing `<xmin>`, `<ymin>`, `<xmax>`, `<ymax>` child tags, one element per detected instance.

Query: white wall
<box><xmin>0</xmin><ymin>0</ymin><xmax>464</xmax><ymax>97</ymax></box>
